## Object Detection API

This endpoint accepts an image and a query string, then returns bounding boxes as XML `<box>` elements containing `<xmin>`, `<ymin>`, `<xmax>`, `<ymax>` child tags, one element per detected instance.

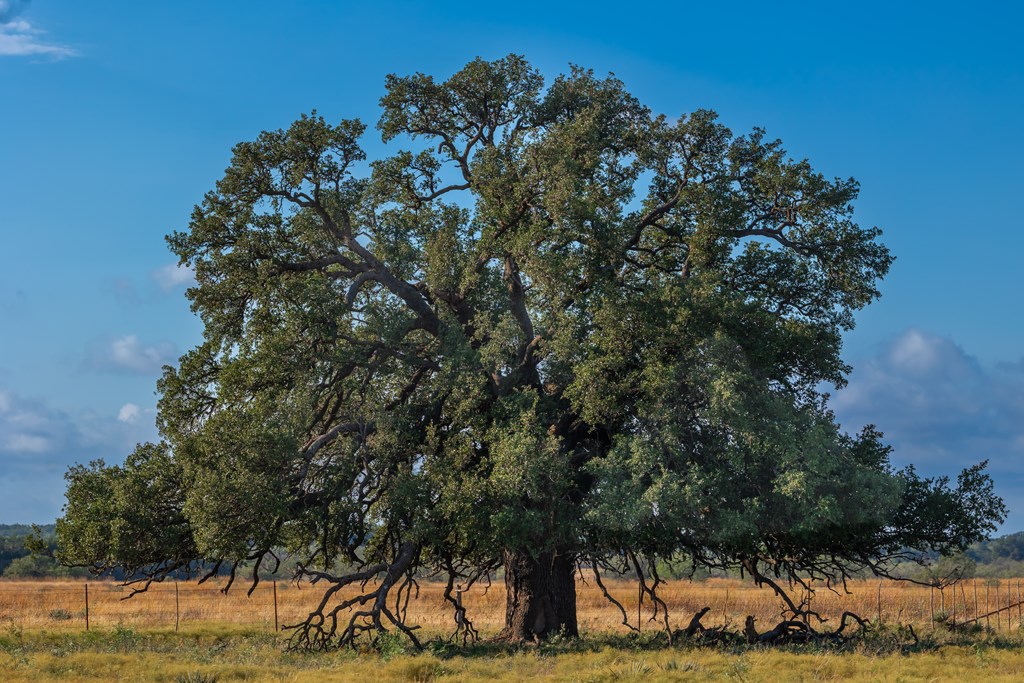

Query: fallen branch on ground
<box><xmin>674</xmin><ymin>607</ymin><xmax>871</xmax><ymax>646</ymax></box>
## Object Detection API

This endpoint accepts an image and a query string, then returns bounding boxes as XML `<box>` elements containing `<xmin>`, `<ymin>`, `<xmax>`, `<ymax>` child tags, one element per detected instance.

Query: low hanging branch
<box><xmin>284</xmin><ymin>541</ymin><xmax>422</xmax><ymax>651</ymax></box>
<box><xmin>628</xmin><ymin>551</ymin><xmax>673</xmax><ymax>642</ymax></box>
<box><xmin>587</xmin><ymin>558</ymin><xmax>638</xmax><ymax>634</ymax></box>
<box><xmin>439</xmin><ymin>558</ymin><xmax>495</xmax><ymax>644</ymax></box>
<box><xmin>740</xmin><ymin>558</ymin><xmax>828</xmax><ymax>625</ymax></box>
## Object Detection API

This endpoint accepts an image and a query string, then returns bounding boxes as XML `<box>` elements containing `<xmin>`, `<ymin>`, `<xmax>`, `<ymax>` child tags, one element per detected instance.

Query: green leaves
<box><xmin>379</xmin><ymin>55</ymin><xmax>543</xmax><ymax>146</ymax></box>
<box><xmin>58</xmin><ymin>55</ymin><xmax>1003</xmax><ymax>602</ymax></box>
<box><xmin>57</xmin><ymin>444</ymin><xmax>198</xmax><ymax>576</ymax></box>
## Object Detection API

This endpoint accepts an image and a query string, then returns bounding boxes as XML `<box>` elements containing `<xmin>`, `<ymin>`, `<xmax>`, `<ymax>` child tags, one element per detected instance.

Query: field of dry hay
<box><xmin>2</xmin><ymin>575</ymin><xmax>1022</xmax><ymax>634</ymax></box>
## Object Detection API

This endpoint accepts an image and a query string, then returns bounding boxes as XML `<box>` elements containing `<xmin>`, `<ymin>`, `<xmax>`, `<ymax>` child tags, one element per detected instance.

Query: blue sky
<box><xmin>1</xmin><ymin>1</ymin><xmax>1022</xmax><ymax>529</ymax></box>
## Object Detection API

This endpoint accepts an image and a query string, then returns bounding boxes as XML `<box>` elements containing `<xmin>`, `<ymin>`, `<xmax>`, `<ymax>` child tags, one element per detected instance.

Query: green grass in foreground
<box><xmin>1</xmin><ymin>624</ymin><xmax>1024</xmax><ymax>682</ymax></box>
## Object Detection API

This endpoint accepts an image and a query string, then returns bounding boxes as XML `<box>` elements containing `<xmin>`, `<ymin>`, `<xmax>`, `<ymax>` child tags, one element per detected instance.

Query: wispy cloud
<box><xmin>4</xmin><ymin>432</ymin><xmax>50</xmax><ymax>453</ymax></box>
<box><xmin>0</xmin><ymin>1</ymin><xmax>30</xmax><ymax>23</ymax></box>
<box><xmin>85</xmin><ymin>334</ymin><xmax>178</xmax><ymax>375</ymax></box>
<box><xmin>0</xmin><ymin>388</ymin><xmax>79</xmax><ymax>460</ymax></box>
<box><xmin>102</xmin><ymin>277</ymin><xmax>142</xmax><ymax>305</ymax></box>
<box><xmin>0</xmin><ymin>1</ymin><xmax>76</xmax><ymax>59</ymax></box>
<box><xmin>151</xmin><ymin>262</ymin><xmax>197</xmax><ymax>292</ymax></box>
<box><xmin>0</xmin><ymin>385</ymin><xmax>158</xmax><ymax>522</ymax></box>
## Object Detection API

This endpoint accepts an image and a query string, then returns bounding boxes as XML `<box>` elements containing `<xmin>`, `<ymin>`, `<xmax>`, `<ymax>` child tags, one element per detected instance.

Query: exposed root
<box><xmin>284</xmin><ymin>541</ymin><xmax>421</xmax><ymax>651</ymax></box>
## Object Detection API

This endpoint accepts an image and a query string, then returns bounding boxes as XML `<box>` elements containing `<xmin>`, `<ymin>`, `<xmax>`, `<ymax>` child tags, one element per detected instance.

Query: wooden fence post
<box><xmin>961</xmin><ymin>582</ymin><xmax>968</xmax><ymax>627</ymax></box>
<box><xmin>84</xmin><ymin>583</ymin><xmax>89</xmax><ymax>631</ymax></box>
<box><xmin>175</xmin><ymin>581</ymin><xmax>180</xmax><ymax>633</ymax></box>
<box><xmin>975</xmin><ymin>580</ymin><xmax>979</xmax><ymax>624</ymax></box>
<box><xmin>930</xmin><ymin>585</ymin><xmax>934</xmax><ymax>630</ymax></box>
<box><xmin>273</xmin><ymin>581</ymin><xmax>279</xmax><ymax>632</ymax></box>
<box><xmin>986</xmin><ymin>582</ymin><xmax>991</xmax><ymax>629</ymax></box>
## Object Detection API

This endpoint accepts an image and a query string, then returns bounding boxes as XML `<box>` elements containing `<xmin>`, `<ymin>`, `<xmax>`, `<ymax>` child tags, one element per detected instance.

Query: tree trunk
<box><xmin>498</xmin><ymin>548</ymin><xmax>578</xmax><ymax>641</ymax></box>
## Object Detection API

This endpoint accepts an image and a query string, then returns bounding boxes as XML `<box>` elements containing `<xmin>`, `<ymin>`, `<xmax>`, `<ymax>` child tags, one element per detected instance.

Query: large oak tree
<box><xmin>57</xmin><ymin>56</ymin><xmax>1005</xmax><ymax>647</ymax></box>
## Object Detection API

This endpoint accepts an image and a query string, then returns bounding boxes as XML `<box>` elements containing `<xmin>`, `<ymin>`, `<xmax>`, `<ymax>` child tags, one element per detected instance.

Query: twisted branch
<box><xmin>284</xmin><ymin>541</ymin><xmax>420</xmax><ymax>651</ymax></box>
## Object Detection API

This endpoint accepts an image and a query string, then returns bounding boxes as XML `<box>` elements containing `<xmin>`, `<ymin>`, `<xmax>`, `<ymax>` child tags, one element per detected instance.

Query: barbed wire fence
<box><xmin>0</xmin><ymin>578</ymin><xmax>1021</xmax><ymax>635</ymax></box>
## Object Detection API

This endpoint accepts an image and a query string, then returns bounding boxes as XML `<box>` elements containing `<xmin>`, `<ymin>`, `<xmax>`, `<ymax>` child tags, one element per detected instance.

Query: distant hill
<box><xmin>959</xmin><ymin>531</ymin><xmax>1024</xmax><ymax>578</ymax></box>
<box><xmin>968</xmin><ymin>531</ymin><xmax>1024</xmax><ymax>563</ymax></box>
<box><xmin>0</xmin><ymin>524</ymin><xmax>55</xmax><ymax>538</ymax></box>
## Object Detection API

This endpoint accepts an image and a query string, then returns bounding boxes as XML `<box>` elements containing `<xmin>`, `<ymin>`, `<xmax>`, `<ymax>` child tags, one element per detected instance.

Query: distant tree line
<box><xmin>5</xmin><ymin>522</ymin><xmax>1024</xmax><ymax>581</ymax></box>
<box><xmin>0</xmin><ymin>524</ymin><xmax>292</xmax><ymax>580</ymax></box>
<box><xmin>0</xmin><ymin>524</ymin><xmax>88</xmax><ymax>578</ymax></box>
<box><xmin>858</xmin><ymin>533</ymin><xmax>1024</xmax><ymax>583</ymax></box>
<box><xmin>647</xmin><ymin>534</ymin><xmax>1024</xmax><ymax>583</ymax></box>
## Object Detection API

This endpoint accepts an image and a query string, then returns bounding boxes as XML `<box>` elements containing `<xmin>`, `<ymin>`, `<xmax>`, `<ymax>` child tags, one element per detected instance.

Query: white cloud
<box><xmin>110</xmin><ymin>335</ymin><xmax>170</xmax><ymax>372</ymax></box>
<box><xmin>117</xmin><ymin>403</ymin><xmax>140</xmax><ymax>423</ymax></box>
<box><xmin>833</xmin><ymin>328</ymin><xmax>1024</xmax><ymax>530</ymax></box>
<box><xmin>887</xmin><ymin>329</ymin><xmax>940</xmax><ymax>374</ymax></box>
<box><xmin>0</xmin><ymin>19</ymin><xmax>76</xmax><ymax>58</ymax></box>
<box><xmin>152</xmin><ymin>262</ymin><xmax>196</xmax><ymax>292</ymax></box>
<box><xmin>833</xmin><ymin>329</ymin><xmax>999</xmax><ymax>443</ymax></box>
<box><xmin>4</xmin><ymin>433</ymin><xmax>50</xmax><ymax>453</ymax></box>
<box><xmin>0</xmin><ymin>384</ymin><xmax>159</xmax><ymax>521</ymax></box>
<box><xmin>87</xmin><ymin>334</ymin><xmax>178</xmax><ymax>375</ymax></box>
<box><xmin>0</xmin><ymin>1</ymin><xmax>75</xmax><ymax>58</ymax></box>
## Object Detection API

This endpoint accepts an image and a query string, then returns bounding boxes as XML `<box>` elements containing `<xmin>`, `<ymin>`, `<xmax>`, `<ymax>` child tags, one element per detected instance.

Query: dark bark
<box><xmin>498</xmin><ymin>548</ymin><xmax>578</xmax><ymax>641</ymax></box>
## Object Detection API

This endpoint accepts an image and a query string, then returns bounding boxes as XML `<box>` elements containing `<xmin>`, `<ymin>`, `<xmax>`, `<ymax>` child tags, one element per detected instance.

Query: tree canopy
<box><xmin>57</xmin><ymin>55</ymin><xmax>1005</xmax><ymax>647</ymax></box>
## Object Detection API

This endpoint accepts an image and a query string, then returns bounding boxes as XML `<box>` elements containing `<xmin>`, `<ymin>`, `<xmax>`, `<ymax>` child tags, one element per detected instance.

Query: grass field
<box><xmin>1</xmin><ymin>624</ymin><xmax>1024</xmax><ymax>682</ymax></box>
<box><xmin>1</xmin><ymin>576</ymin><xmax>1022</xmax><ymax>634</ymax></box>
<box><xmin>2</xmin><ymin>578</ymin><xmax>1024</xmax><ymax>681</ymax></box>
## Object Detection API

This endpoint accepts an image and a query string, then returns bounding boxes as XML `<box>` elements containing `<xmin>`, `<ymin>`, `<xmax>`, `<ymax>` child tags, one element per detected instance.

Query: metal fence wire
<box><xmin>0</xmin><ymin>578</ymin><xmax>1021</xmax><ymax>634</ymax></box>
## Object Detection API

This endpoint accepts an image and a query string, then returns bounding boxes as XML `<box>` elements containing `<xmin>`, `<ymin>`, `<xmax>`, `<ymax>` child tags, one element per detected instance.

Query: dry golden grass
<box><xmin>3</xmin><ymin>575</ymin><xmax>1023</xmax><ymax>635</ymax></box>
<box><xmin>4</xmin><ymin>579</ymin><xmax>1024</xmax><ymax>682</ymax></box>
